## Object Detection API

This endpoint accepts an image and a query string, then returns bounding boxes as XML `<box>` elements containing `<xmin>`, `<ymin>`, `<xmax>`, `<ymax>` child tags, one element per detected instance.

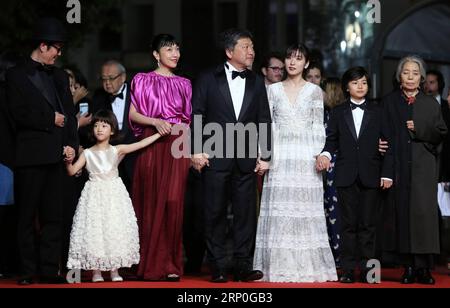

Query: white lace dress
<box><xmin>254</xmin><ymin>82</ymin><xmax>337</xmax><ymax>282</ymax></box>
<box><xmin>67</xmin><ymin>146</ymin><xmax>140</xmax><ymax>271</ymax></box>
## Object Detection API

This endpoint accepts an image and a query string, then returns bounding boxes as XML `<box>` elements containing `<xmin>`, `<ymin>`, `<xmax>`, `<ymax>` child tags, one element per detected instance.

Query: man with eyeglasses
<box><xmin>5</xmin><ymin>17</ymin><xmax>78</xmax><ymax>285</ymax></box>
<box><xmin>260</xmin><ymin>52</ymin><xmax>285</xmax><ymax>87</ymax></box>
<box><xmin>92</xmin><ymin>60</ymin><xmax>136</xmax><ymax>194</ymax></box>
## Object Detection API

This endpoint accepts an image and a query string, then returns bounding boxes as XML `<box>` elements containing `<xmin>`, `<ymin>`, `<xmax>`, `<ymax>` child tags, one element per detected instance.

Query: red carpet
<box><xmin>1</xmin><ymin>268</ymin><xmax>449</xmax><ymax>288</ymax></box>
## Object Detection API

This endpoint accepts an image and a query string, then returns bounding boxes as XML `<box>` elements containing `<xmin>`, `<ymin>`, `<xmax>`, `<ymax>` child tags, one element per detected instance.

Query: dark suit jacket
<box><xmin>6</xmin><ymin>59</ymin><xmax>78</xmax><ymax>167</ymax></box>
<box><xmin>322</xmin><ymin>99</ymin><xmax>394</xmax><ymax>188</ymax></box>
<box><xmin>91</xmin><ymin>83</ymin><xmax>135</xmax><ymax>145</ymax></box>
<box><xmin>440</xmin><ymin>98</ymin><xmax>450</xmax><ymax>181</ymax></box>
<box><xmin>0</xmin><ymin>82</ymin><xmax>15</xmax><ymax>168</ymax></box>
<box><xmin>191</xmin><ymin>64</ymin><xmax>272</xmax><ymax>173</ymax></box>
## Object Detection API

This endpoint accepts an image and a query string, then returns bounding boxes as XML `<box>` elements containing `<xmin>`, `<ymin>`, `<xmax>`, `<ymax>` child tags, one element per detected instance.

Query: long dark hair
<box><xmin>285</xmin><ymin>43</ymin><xmax>310</xmax><ymax>64</ymax></box>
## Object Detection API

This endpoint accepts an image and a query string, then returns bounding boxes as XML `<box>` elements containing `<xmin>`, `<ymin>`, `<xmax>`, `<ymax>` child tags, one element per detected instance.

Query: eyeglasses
<box><xmin>268</xmin><ymin>66</ymin><xmax>285</xmax><ymax>73</ymax></box>
<box><xmin>50</xmin><ymin>44</ymin><xmax>63</xmax><ymax>53</ymax></box>
<box><xmin>100</xmin><ymin>73</ymin><xmax>123</xmax><ymax>82</ymax></box>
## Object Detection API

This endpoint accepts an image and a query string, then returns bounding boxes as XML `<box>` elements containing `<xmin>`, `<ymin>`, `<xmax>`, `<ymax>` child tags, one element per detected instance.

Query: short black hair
<box><xmin>89</xmin><ymin>110</ymin><xmax>120</xmax><ymax>143</ymax></box>
<box><xmin>341</xmin><ymin>66</ymin><xmax>371</xmax><ymax>98</ymax></box>
<box><xmin>427</xmin><ymin>69</ymin><xmax>445</xmax><ymax>95</ymax></box>
<box><xmin>304</xmin><ymin>61</ymin><xmax>323</xmax><ymax>75</ymax></box>
<box><xmin>151</xmin><ymin>34</ymin><xmax>180</xmax><ymax>53</ymax></box>
<box><xmin>285</xmin><ymin>43</ymin><xmax>310</xmax><ymax>64</ymax></box>
<box><xmin>219</xmin><ymin>28</ymin><xmax>253</xmax><ymax>52</ymax></box>
<box><xmin>65</xmin><ymin>66</ymin><xmax>88</xmax><ymax>89</ymax></box>
<box><xmin>261</xmin><ymin>52</ymin><xmax>284</xmax><ymax>69</ymax></box>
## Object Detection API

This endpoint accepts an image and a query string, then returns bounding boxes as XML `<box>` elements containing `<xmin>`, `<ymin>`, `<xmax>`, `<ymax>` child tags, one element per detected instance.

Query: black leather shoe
<box><xmin>211</xmin><ymin>272</ymin><xmax>228</xmax><ymax>283</ymax></box>
<box><xmin>400</xmin><ymin>267</ymin><xmax>416</xmax><ymax>284</ymax></box>
<box><xmin>339</xmin><ymin>270</ymin><xmax>355</xmax><ymax>283</ymax></box>
<box><xmin>17</xmin><ymin>277</ymin><xmax>34</xmax><ymax>286</ymax></box>
<box><xmin>233</xmin><ymin>269</ymin><xmax>263</xmax><ymax>282</ymax></box>
<box><xmin>416</xmin><ymin>269</ymin><xmax>435</xmax><ymax>285</ymax></box>
<box><xmin>40</xmin><ymin>276</ymin><xmax>67</xmax><ymax>284</ymax></box>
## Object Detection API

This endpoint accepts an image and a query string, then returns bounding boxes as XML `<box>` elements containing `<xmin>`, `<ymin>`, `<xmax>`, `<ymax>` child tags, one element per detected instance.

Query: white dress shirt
<box><xmin>225</xmin><ymin>62</ymin><xmax>246</xmax><ymax>119</ymax></box>
<box><xmin>435</xmin><ymin>94</ymin><xmax>442</xmax><ymax>105</ymax></box>
<box><xmin>111</xmin><ymin>84</ymin><xmax>127</xmax><ymax>130</ymax></box>
<box><xmin>351</xmin><ymin>98</ymin><xmax>365</xmax><ymax>138</ymax></box>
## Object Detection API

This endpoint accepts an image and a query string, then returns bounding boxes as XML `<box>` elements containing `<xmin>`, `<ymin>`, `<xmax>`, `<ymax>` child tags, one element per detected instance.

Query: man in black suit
<box><xmin>92</xmin><ymin>60</ymin><xmax>136</xmax><ymax>193</ymax></box>
<box><xmin>191</xmin><ymin>29</ymin><xmax>272</xmax><ymax>283</ymax></box>
<box><xmin>316</xmin><ymin>67</ymin><xmax>394</xmax><ymax>283</ymax></box>
<box><xmin>6</xmin><ymin>18</ymin><xmax>78</xmax><ymax>285</ymax></box>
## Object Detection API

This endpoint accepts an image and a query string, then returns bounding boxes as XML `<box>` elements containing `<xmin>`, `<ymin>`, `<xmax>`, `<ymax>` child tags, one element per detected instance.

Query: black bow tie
<box><xmin>109</xmin><ymin>92</ymin><xmax>124</xmax><ymax>102</ymax></box>
<box><xmin>350</xmin><ymin>102</ymin><xmax>367</xmax><ymax>111</ymax></box>
<box><xmin>232</xmin><ymin>70</ymin><xmax>248</xmax><ymax>80</ymax></box>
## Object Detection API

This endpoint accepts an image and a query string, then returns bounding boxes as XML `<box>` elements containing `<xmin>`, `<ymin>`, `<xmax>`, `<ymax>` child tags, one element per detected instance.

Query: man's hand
<box><xmin>63</xmin><ymin>146</ymin><xmax>76</xmax><ymax>163</ymax></box>
<box><xmin>254</xmin><ymin>160</ymin><xmax>270</xmax><ymax>176</ymax></box>
<box><xmin>379</xmin><ymin>139</ymin><xmax>389</xmax><ymax>154</ymax></box>
<box><xmin>315</xmin><ymin>155</ymin><xmax>331</xmax><ymax>172</ymax></box>
<box><xmin>73</xmin><ymin>86</ymin><xmax>89</xmax><ymax>104</ymax></box>
<box><xmin>191</xmin><ymin>153</ymin><xmax>209</xmax><ymax>172</ymax></box>
<box><xmin>77</xmin><ymin>112</ymin><xmax>92</xmax><ymax>128</ymax></box>
<box><xmin>55</xmin><ymin>112</ymin><xmax>66</xmax><ymax>128</ymax></box>
<box><xmin>406</xmin><ymin>120</ymin><xmax>415</xmax><ymax>132</ymax></box>
<box><xmin>380</xmin><ymin>178</ymin><xmax>393</xmax><ymax>189</ymax></box>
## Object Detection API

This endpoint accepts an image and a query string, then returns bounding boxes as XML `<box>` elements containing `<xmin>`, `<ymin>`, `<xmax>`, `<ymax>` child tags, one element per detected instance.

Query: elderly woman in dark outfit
<box><xmin>382</xmin><ymin>55</ymin><xmax>447</xmax><ymax>284</ymax></box>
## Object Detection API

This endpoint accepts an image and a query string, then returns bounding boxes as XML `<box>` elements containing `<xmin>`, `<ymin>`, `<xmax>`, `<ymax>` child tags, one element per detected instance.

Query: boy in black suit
<box><xmin>316</xmin><ymin>67</ymin><xmax>393</xmax><ymax>283</ymax></box>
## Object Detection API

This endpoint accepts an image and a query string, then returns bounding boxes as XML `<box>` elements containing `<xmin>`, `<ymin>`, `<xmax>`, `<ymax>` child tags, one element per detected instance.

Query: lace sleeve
<box><xmin>310</xmin><ymin>86</ymin><xmax>326</xmax><ymax>155</ymax></box>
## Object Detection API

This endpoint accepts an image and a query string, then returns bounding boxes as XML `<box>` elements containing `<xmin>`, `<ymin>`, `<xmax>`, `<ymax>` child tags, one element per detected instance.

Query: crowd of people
<box><xmin>0</xmin><ymin>17</ymin><xmax>450</xmax><ymax>286</ymax></box>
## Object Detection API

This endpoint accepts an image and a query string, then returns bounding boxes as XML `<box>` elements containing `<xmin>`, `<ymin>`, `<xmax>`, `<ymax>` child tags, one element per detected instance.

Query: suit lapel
<box><xmin>344</xmin><ymin>102</ymin><xmax>358</xmax><ymax>141</ymax></box>
<box><xmin>358</xmin><ymin>103</ymin><xmax>372</xmax><ymax>139</ymax></box>
<box><xmin>238</xmin><ymin>72</ymin><xmax>255</xmax><ymax>122</ymax></box>
<box><xmin>27</xmin><ymin>71</ymin><xmax>55</xmax><ymax>110</ymax></box>
<box><xmin>215</xmin><ymin>65</ymin><xmax>237</xmax><ymax>121</ymax></box>
<box><xmin>122</xmin><ymin>86</ymin><xmax>131</xmax><ymax>132</ymax></box>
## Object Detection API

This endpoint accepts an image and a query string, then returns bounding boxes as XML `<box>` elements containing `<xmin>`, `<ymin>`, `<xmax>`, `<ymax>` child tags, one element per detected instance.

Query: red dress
<box><xmin>130</xmin><ymin>72</ymin><xmax>192</xmax><ymax>280</ymax></box>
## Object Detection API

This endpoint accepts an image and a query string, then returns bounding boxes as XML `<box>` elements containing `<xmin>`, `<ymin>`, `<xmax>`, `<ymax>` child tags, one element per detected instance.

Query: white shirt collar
<box><xmin>350</xmin><ymin>98</ymin><xmax>366</xmax><ymax>105</ymax></box>
<box><xmin>225</xmin><ymin>62</ymin><xmax>245</xmax><ymax>73</ymax></box>
<box><xmin>115</xmin><ymin>83</ymin><xmax>126</xmax><ymax>96</ymax></box>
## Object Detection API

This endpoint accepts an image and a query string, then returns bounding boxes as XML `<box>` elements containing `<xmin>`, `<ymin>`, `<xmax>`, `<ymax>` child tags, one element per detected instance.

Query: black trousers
<box><xmin>0</xmin><ymin>206</ymin><xmax>19</xmax><ymax>275</ymax></box>
<box><xmin>337</xmin><ymin>180</ymin><xmax>380</xmax><ymax>271</ymax></box>
<box><xmin>15</xmin><ymin>163</ymin><xmax>64</xmax><ymax>277</ymax></box>
<box><xmin>202</xmin><ymin>164</ymin><xmax>256</xmax><ymax>272</ymax></box>
<box><xmin>183</xmin><ymin>168</ymin><xmax>206</xmax><ymax>273</ymax></box>
<box><xmin>398</xmin><ymin>254</ymin><xmax>434</xmax><ymax>269</ymax></box>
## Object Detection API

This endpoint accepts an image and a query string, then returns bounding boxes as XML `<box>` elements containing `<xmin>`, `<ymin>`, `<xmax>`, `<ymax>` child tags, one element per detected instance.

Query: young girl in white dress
<box><xmin>65</xmin><ymin>110</ymin><xmax>161</xmax><ymax>283</ymax></box>
<box><xmin>253</xmin><ymin>44</ymin><xmax>337</xmax><ymax>283</ymax></box>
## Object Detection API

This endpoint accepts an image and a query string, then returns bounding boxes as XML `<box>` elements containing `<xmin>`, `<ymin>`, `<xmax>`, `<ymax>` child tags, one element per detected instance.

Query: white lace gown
<box><xmin>254</xmin><ymin>82</ymin><xmax>337</xmax><ymax>282</ymax></box>
<box><xmin>67</xmin><ymin>146</ymin><xmax>140</xmax><ymax>271</ymax></box>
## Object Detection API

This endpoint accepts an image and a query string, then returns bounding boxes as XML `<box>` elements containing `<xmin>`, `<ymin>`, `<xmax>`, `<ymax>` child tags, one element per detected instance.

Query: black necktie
<box><xmin>350</xmin><ymin>102</ymin><xmax>367</xmax><ymax>111</ymax></box>
<box><xmin>232</xmin><ymin>70</ymin><xmax>248</xmax><ymax>80</ymax></box>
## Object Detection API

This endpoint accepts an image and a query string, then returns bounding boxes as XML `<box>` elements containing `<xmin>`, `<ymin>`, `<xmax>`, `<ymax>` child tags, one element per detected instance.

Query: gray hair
<box><xmin>396</xmin><ymin>55</ymin><xmax>427</xmax><ymax>83</ymax></box>
<box><xmin>102</xmin><ymin>60</ymin><xmax>126</xmax><ymax>75</ymax></box>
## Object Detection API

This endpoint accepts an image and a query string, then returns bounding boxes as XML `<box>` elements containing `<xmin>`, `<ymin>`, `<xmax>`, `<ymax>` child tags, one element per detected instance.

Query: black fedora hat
<box><xmin>31</xmin><ymin>17</ymin><xmax>67</xmax><ymax>43</ymax></box>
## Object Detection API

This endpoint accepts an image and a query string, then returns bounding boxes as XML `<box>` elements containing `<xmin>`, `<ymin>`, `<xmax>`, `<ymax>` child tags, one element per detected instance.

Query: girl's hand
<box><xmin>406</xmin><ymin>120</ymin><xmax>415</xmax><ymax>132</ymax></box>
<box><xmin>153</xmin><ymin>119</ymin><xmax>172</xmax><ymax>136</ymax></box>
